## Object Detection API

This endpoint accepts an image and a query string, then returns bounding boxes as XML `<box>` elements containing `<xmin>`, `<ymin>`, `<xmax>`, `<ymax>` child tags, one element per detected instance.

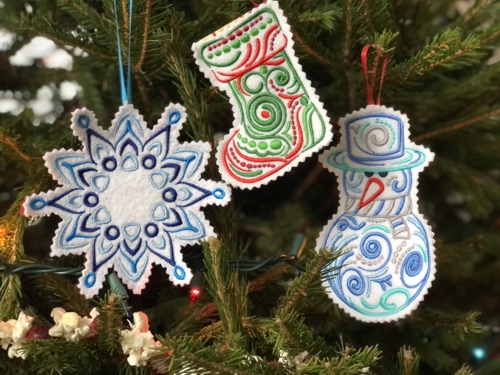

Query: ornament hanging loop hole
<box><xmin>361</xmin><ymin>44</ymin><xmax>388</xmax><ymax>106</ymax></box>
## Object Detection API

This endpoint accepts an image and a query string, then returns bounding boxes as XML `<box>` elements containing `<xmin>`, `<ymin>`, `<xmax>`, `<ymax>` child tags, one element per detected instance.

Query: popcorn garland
<box><xmin>48</xmin><ymin>307</ymin><xmax>99</xmax><ymax>342</ymax></box>
<box><xmin>120</xmin><ymin>312</ymin><xmax>162</xmax><ymax>367</ymax></box>
<box><xmin>0</xmin><ymin>308</ymin><xmax>159</xmax><ymax>367</ymax></box>
<box><xmin>0</xmin><ymin>312</ymin><xmax>33</xmax><ymax>359</ymax></box>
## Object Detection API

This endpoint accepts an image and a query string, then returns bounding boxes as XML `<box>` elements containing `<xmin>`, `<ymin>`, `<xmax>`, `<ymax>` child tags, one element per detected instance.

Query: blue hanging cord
<box><xmin>113</xmin><ymin>0</ymin><xmax>134</xmax><ymax>104</ymax></box>
<box><xmin>126</xmin><ymin>0</ymin><xmax>133</xmax><ymax>101</ymax></box>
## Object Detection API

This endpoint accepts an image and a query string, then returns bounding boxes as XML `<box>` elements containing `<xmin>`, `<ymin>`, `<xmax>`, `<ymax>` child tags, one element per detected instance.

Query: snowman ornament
<box><xmin>317</xmin><ymin>105</ymin><xmax>435</xmax><ymax>322</ymax></box>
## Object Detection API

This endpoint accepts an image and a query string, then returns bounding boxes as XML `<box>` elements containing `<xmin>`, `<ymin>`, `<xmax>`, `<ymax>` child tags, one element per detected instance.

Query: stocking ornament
<box><xmin>192</xmin><ymin>0</ymin><xmax>332</xmax><ymax>189</ymax></box>
<box><xmin>316</xmin><ymin>49</ymin><xmax>435</xmax><ymax>322</ymax></box>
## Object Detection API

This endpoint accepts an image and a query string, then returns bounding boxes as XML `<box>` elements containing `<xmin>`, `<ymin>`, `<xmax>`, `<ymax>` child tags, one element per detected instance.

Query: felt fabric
<box><xmin>192</xmin><ymin>0</ymin><xmax>332</xmax><ymax>189</ymax></box>
<box><xmin>316</xmin><ymin>105</ymin><xmax>435</xmax><ymax>322</ymax></box>
<box><xmin>23</xmin><ymin>103</ymin><xmax>231</xmax><ymax>298</ymax></box>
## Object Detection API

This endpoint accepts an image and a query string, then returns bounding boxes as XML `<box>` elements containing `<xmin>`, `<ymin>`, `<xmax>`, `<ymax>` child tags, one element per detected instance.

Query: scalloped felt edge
<box><xmin>23</xmin><ymin>103</ymin><xmax>231</xmax><ymax>298</ymax></box>
<box><xmin>317</xmin><ymin>213</ymin><xmax>436</xmax><ymax>323</ymax></box>
<box><xmin>191</xmin><ymin>0</ymin><xmax>333</xmax><ymax>190</ymax></box>
<box><xmin>316</xmin><ymin>104</ymin><xmax>436</xmax><ymax>323</ymax></box>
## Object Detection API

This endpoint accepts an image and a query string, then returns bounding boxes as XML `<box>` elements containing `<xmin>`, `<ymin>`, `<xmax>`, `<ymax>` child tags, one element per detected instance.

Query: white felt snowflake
<box><xmin>23</xmin><ymin>103</ymin><xmax>231</xmax><ymax>297</ymax></box>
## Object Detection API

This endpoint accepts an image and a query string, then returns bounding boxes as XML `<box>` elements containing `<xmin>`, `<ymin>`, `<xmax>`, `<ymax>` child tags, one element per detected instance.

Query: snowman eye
<box><xmin>378</xmin><ymin>172</ymin><xmax>388</xmax><ymax>178</ymax></box>
<box><xmin>364</xmin><ymin>172</ymin><xmax>374</xmax><ymax>177</ymax></box>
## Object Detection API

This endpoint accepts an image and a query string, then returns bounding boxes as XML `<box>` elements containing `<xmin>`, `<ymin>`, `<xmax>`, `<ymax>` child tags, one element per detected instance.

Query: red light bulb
<box><xmin>190</xmin><ymin>287</ymin><xmax>201</xmax><ymax>304</ymax></box>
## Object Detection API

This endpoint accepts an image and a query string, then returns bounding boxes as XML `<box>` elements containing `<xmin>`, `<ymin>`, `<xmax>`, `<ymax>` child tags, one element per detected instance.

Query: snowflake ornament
<box><xmin>23</xmin><ymin>103</ymin><xmax>231</xmax><ymax>297</ymax></box>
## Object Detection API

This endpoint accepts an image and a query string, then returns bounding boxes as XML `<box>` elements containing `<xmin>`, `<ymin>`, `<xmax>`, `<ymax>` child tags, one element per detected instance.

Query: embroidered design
<box><xmin>23</xmin><ymin>104</ymin><xmax>231</xmax><ymax>297</ymax></box>
<box><xmin>192</xmin><ymin>0</ymin><xmax>332</xmax><ymax>189</ymax></box>
<box><xmin>316</xmin><ymin>105</ymin><xmax>435</xmax><ymax>322</ymax></box>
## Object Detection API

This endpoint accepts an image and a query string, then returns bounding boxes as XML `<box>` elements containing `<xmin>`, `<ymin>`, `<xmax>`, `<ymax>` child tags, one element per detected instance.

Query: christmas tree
<box><xmin>1</xmin><ymin>0</ymin><xmax>499</xmax><ymax>373</ymax></box>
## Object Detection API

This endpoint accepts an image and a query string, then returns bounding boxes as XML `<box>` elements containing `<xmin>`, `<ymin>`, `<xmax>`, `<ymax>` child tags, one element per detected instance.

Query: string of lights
<box><xmin>0</xmin><ymin>234</ymin><xmax>308</xmax><ymax>278</ymax></box>
<box><xmin>0</xmin><ymin>233</ymin><xmax>308</xmax><ymax>310</ymax></box>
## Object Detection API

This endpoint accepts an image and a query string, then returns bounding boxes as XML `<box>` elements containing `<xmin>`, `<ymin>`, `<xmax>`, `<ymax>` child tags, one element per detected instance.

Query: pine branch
<box><xmin>24</xmin><ymin>338</ymin><xmax>105</xmax><ymax>375</ymax></box>
<box><xmin>417</xmin><ymin>343</ymin><xmax>461</xmax><ymax>373</ymax></box>
<box><xmin>153</xmin><ymin>335</ymin><xmax>281</xmax><ymax>375</ymax></box>
<box><xmin>430</xmin><ymin>157</ymin><xmax>500</xmax><ymax>218</ymax></box>
<box><xmin>171</xmin><ymin>264</ymin><xmax>289</xmax><ymax>338</ymax></box>
<box><xmin>297</xmin><ymin>4</ymin><xmax>342</xmax><ymax>30</ymax></box>
<box><xmin>135</xmin><ymin>0</ymin><xmax>152</xmax><ymax>71</ymax></box>
<box><xmin>0</xmin><ymin>128</ymin><xmax>44</xmax><ymax>166</ymax></box>
<box><xmin>343</xmin><ymin>0</ymin><xmax>357</xmax><ymax>111</ymax></box>
<box><xmin>455</xmin><ymin>365</ymin><xmax>474</xmax><ymax>375</ymax></box>
<box><xmin>97</xmin><ymin>293</ymin><xmax>127</xmax><ymax>355</ymax></box>
<box><xmin>168</xmin><ymin>302</ymin><xmax>218</xmax><ymax>337</ymax></box>
<box><xmin>281</xmin><ymin>4</ymin><xmax>338</xmax><ymax>68</ymax></box>
<box><xmin>133</xmin><ymin>71</ymin><xmax>152</xmax><ymax>115</ymax></box>
<box><xmin>396</xmin><ymin>346</ymin><xmax>420</xmax><ymax>375</ymax></box>
<box><xmin>0</xmin><ymin>274</ymin><xmax>21</xmax><ymax>320</ymax></box>
<box><xmin>294</xmin><ymin>345</ymin><xmax>381</xmax><ymax>375</ymax></box>
<box><xmin>121</xmin><ymin>0</ymin><xmax>129</xmax><ymax>42</ymax></box>
<box><xmin>21</xmin><ymin>16</ymin><xmax>116</xmax><ymax>62</ymax></box>
<box><xmin>164</xmin><ymin>41</ymin><xmax>212</xmax><ymax>142</ymax></box>
<box><xmin>386</xmin><ymin>29</ymin><xmax>483</xmax><ymax>82</ymax></box>
<box><xmin>276</xmin><ymin>249</ymin><xmax>339</xmax><ymax>315</ymax></box>
<box><xmin>0</xmin><ymin>133</ymin><xmax>33</xmax><ymax>163</ymax></box>
<box><xmin>361</xmin><ymin>0</ymin><xmax>377</xmax><ymax>36</ymax></box>
<box><xmin>36</xmin><ymin>273</ymin><xmax>91</xmax><ymax>318</ymax></box>
<box><xmin>197</xmin><ymin>316</ymin><xmax>271</xmax><ymax>341</ymax></box>
<box><xmin>0</xmin><ymin>349</ymin><xmax>25</xmax><ymax>373</ymax></box>
<box><xmin>0</xmin><ymin>201</ymin><xmax>32</xmax><ymax>320</ymax></box>
<box><xmin>290</xmin><ymin>26</ymin><xmax>337</xmax><ymax>67</ymax></box>
<box><xmin>436</xmin><ymin>237</ymin><xmax>484</xmax><ymax>266</ymax></box>
<box><xmin>413</xmin><ymin>106</ymin><xmax>500</xmax><ymax>142</ymax></box>
<box><xmin>456</xmin><ymin>0</ymin><xmax>490</xmax><ymax>27</ymax></box>
<box><xmin>411</xmin><ymin>310</ymin><xmax>482</xmax><ymax>339</ymax></box>
<box><xmin>420</xmin><ymin>63</ymin><xmax>500</xmax><ymax>119</ymax></box>
<box><xmin>265</xmin><ymin>250</ymin><xmax>342</xmax><ymax>358</ymax></box>
<box><xmin>248</xmin><ymin>263</ymin><xmax>292</xmax><ymax>293</ymax></box>
<box><xmin>191</xmin><ymin>0</ymin><xmax>230</xmax><ymax>39</ymax></box>
<box><xmin>202</xmin><ymin>238</ymin><xmax>248</xmax><ymax>341</ymax></box>
<box><xmin>72</xmin><ymin>65</ymin><xmax>108</xmax><ymax>123</ymax></box>
<box><xmin>478</xmin><ymin>24</ymin><xmax>500</xmax><ymax>46</ymax></box>
<box><xmin>118</xmin><ymin>360</ymin><xmax>154</xmax><ymax>375</ymax></box>
<box><xmin>57</xmin><ymin>0</ymin><xmax>116</xmax><ymax>38</ymax></box>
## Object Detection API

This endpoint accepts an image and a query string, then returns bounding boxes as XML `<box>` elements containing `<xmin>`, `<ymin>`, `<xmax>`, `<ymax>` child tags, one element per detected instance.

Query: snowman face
<box><xmin>342</xmin><ymin>169</ymin><xmax>413</xmax><ymax>203</ymax></box>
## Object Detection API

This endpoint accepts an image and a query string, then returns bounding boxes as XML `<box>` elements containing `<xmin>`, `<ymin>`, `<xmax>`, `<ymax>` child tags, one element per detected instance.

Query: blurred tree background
<box><xmin>2</xmin><ymin>0</ymin><xmax>500</xmax><ymax>374</ymax></box>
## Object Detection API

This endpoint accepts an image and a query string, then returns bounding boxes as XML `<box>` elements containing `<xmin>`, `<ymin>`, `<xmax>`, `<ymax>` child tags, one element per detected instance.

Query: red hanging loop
<box><xmin>249</xmin><ymin>0</ymin><xmax>260</xmax><ymax>7</ymax></box>
<box><xmin>361</xmin><ymin>45</ymin><xmax>388</xmax><ymax>106</ymax></box>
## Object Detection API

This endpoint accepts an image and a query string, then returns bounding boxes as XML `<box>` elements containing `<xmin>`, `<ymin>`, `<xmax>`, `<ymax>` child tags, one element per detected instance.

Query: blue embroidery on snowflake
<box><xmin>23</xmin><ymin>103</ymin><xmax>231</xmax><ymax>298</ymax></box>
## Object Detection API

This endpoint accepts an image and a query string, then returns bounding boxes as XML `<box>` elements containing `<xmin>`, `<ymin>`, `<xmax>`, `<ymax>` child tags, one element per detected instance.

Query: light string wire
<box><xmin>0</xmin><ymin>235</ymin><xmax>306</xmax><ymax>321</ymax></box>
<box><xmin>0</xmin><ymin>255</ymin><xmax>306</xmax><ymax>277</ymax></box>
<box><xmin>0</xmin><ymin>233</ymin><xmax>308</xmax><ymax>277</ymax></box>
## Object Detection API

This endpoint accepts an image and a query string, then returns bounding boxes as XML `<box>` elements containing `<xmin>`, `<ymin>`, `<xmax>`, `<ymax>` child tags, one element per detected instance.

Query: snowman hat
<box><xmin>321</xmin><ymin>105</ymin><xmax>432</xmax><ymax>173</ymax></box>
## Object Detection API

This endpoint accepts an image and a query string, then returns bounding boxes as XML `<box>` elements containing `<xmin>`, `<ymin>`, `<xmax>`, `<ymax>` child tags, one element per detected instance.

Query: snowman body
<box><xmin>317</xmin><ymin>105</ymin><xmax>435</xmax><ymax>322</ymax></box>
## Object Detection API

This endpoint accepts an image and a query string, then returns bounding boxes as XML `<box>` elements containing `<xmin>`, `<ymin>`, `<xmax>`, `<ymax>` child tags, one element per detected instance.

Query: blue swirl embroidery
<box><xmin>24</xmin><ymin>104</ymin><xmax>231</xmax><ymax>297</ymax></box>
<box><xmin>336</xmin><ymin>215</ymin><xmax>366</xmax><ymax>231</ymax></box>
<box><xmin>323</xmin><ymin>213</ymin><xmax>432</xmax><ymax>319</ymax></box>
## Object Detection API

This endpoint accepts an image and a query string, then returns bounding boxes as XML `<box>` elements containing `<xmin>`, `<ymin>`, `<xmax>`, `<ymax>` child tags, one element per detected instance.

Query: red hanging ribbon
<box><xmin>361</xmin><ymin>45</ymin><xmax>388</xmax><ymax>105</ymax></box>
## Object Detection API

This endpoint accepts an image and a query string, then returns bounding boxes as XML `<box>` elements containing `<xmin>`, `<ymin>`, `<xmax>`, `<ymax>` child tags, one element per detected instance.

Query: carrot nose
<box><xmin>358</xmin><ymin>178</ymin><xmax>384</xmax><ymax>209</ymax></box>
